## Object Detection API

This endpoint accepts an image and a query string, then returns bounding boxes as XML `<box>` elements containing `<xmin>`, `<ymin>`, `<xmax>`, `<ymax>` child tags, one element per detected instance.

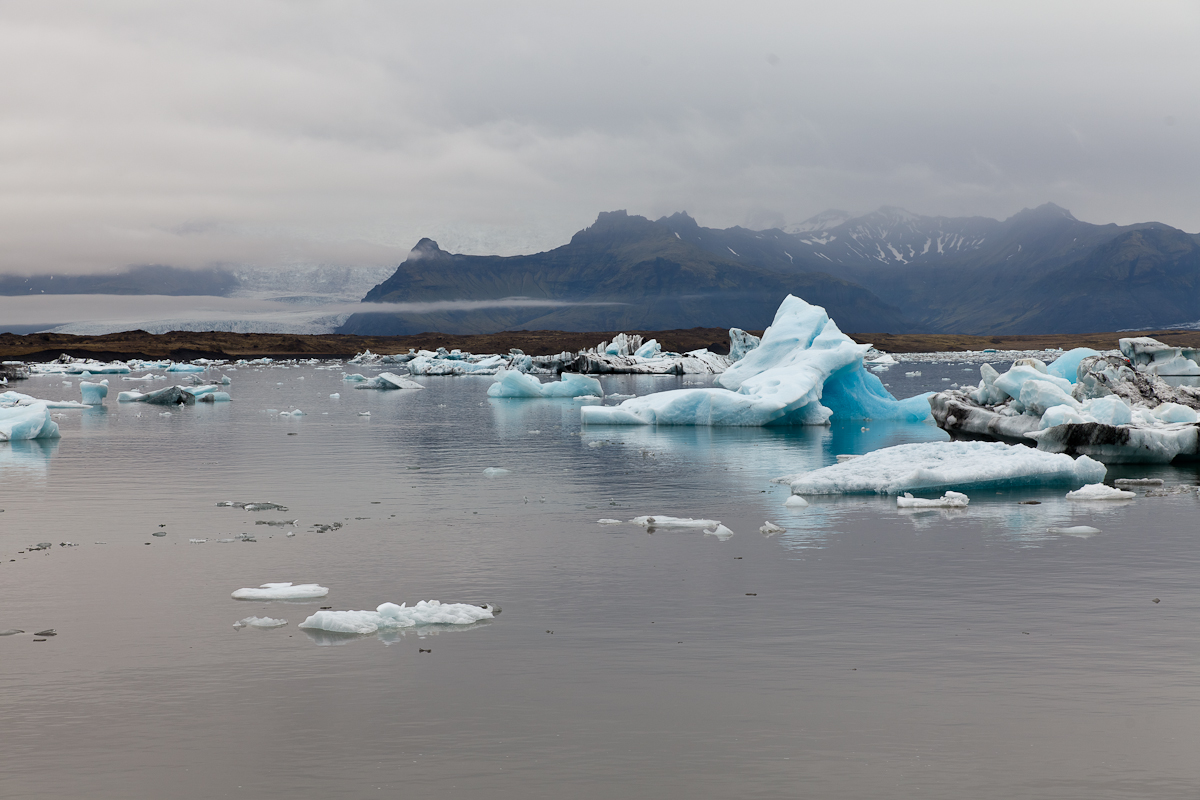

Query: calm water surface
<box><xmin>2</xmin><ymin>361</ymin><xmax>1199</xmax><ymax>799</ymax></box>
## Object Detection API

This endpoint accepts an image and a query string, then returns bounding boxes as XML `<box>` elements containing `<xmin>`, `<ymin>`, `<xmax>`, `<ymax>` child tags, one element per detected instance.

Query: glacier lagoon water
<box><xmin>3</xmin><ymin>361</ymin><xmax>1200</xmax><ymax>799</ymax></box>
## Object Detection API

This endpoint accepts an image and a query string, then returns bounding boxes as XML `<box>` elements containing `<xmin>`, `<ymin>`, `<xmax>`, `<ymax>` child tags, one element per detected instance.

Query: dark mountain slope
<box><xmin>341</xmin><ymin>211</ymin><xmax>910</xmax><ymax>335</ymax></box>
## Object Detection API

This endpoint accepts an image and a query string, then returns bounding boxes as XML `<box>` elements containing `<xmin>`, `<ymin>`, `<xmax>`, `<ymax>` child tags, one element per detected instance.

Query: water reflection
<box><xmin>0</xmin><ymin>438</ymin><xmax>59</xmax><ymax>479</ymax></box>
<box><xmin>301</xmin><ymin>620</ymin><xmax>494</xmax><ymax>647</ymax></box>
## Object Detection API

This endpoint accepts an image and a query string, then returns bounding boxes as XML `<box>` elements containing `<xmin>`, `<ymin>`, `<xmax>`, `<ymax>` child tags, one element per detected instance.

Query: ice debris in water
<box><xmin>231</xmin><ymin>582</ymin><xmax>330</xmax><ymax>600</ymax></box>
<box><xmin>354</xmin><ymin>372</ymin><xmax>424</xmax><ymax>390</ymax></box>
<box><xmin>759</xmin><ymin>521</ymin><xmax>785</xmax><ymax>535</ymax></box>
<box><xmin>483</xmin><ymin>467</ymin><xmax>511</xmax><ymax>477</ymax></box>
<box><xmin>189</xmin><ymin>538</ymin><xmax>207</xmax><ymax>543</ymax></box>
<box><xmin>703</xmin><ymin>524</ymin><xmax>735</xmax><ymax>540</ymax></box>
<box><xmin>1066</xmin><ymin>483</ymin><xmax>1136</xmax><ymax>501</ymax></box>
<box><xmin>487</xmin><ymin>369</ymin><xmax>603</xmax><ymax>399</ymax></box>
<box><xmin>597</xmin><ymin>519</ymin><xmax>622</xmax><ymax>524</ymax></box>
<box><xmin>896</xmin><ymin>491</ymin><xmax>970</xmax><ymax>509</ymax></box>
<box><xmin>581</xmin><ymin>295</ymin><xmax>931</xmax><ymax>427</ymax></box>
<box><xmin>778</xmin><ymin>441</ymin><xmax>1106</xmax><ymax>496</ymax></box>
<box><xmin>217</xmin><ymin>501</ymin><xmax>289</xmax><ymax>512</ymax></box>
<box><xmin>298</xmin><ymin>601</ymin><xmax>495</xmax><ymax>634</ymax></box>
<box><xmin>1113</xmin><ymin>478</ymin><xmax>1164</xmax><ymax>486</ymax></box>
<box><xmin>233</xmin><ymin>616</ymin><xmax>288</xmax><ymax>629</ymax></box>
<box><xmin>783</xmin><ymin>495</ymin><xmax>809</xmax><ymax>508</ymax></box>
<box><xmin>329</xmin><ymin>393</ymin><xmax>340</xmax><ymax>399</ymax></box>
<box><xmin>630</xmin><ymin>515</ymin><xmax>721</xmax><ymax>529</ymax></box>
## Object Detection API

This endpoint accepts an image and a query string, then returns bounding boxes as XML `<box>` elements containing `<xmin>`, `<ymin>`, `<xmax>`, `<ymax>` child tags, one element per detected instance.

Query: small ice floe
<box><xmin>216</xmin><ymin>538</ymin><xmax>236</xmax><ymax>543</ymax></box>
<box><xmin>483</xmin><ymin>467</ymin><xmax>511</xmax><ymax>477</ymax></box>
<box><xmin>189</xmin><ymin>538</ymin><xmax>207</xmax><ymax>543</ymax></box>
<box><xmin>896</xmin><ymin>491</ymin><xmax>970</xmax><ymax>509</ymax></box>
<box><xmin>1048</xmin><ymin>525</ymin><xmax>1101</xmax><ymax>538</ymax></box>
<box><xmin>342</xmin><ymin>373</ymin><xmax>368</xmax><ymax>382</ymax></box>
<box><xmin>80</xmin><ymin>380</ymin><xmax>108</xmax><ymax>405</ymax></box>
<box><xmin>1066</xmin><ymin>483</ymin><xmax>1136</xmax><ymax>501</ymax></box>
<box><xmin>231</xmin><ymin>582</ymin><xmax>330</xmax><ymax>600</ymax></box>
<box><xmin>1113</xmin><ymin>478</ymin><xmax>1164</xmax><ymax>486</ymax></box>
<box><xmin>905</xmin><ymin>371</ymin><xmax>922</xmax><ymax>377</ymax></box>
<box><xmin>358</xmin><ymin>411</ymin><xmax>370</xmax><ymax>416</ymax></box>
<box><xmin>630</xmin><ymin>515</ymin><xmax>721</xmax><ymax>529</ymax></box>
<box><xmin>329</xmin><ymin>393</ymin><xmax>340</xmax><ymax>399</ymax></box>
<box><xmin>233</xmin><ymin>616</ymin><xmax>288</xmax><ymax>629</ymax></box>
<box><xmin>280</xmin><ymin>409</ymin><xmax>304</xmax><ymax>417</ymax></box>
<box><xmin>298</xmin><ymin>601</ymin><xmax>495</xmax><ymax>634</ymax></box>
<box><xmin>783</xmin><ymin>495</ymin><xmax>809</xmax><ymax>508</ymax></box>
<box><xmin>587</xmin><ymin>440</ymin><xmax>604</xmax><ymax>448</ymax></box>
<box><xmin>217</xmin><ymin>501</ymin><xmax>289</xmax><ymax>512</ymax></box>
<box><xmin>597</xmin><ymin>519</ymin><xmax>622</xmax><ymax>524</ymax></box>
<box><xmin>254</xmin><ymin>519</ymin><xmax>299</xmax><ymax>527</ymax></box>
<box><xmin>487</xmin><ymin>369</ymin><xmax>602</xmax><ymax>399</ymax></box>
<box><xmin>703</xmin><ymin>524</ymin><xmax>734</xmax><ymax>540</ymax></box>
<box><xmin>778</xmin><ymin>441</ymin><xmax>1105</xmax><ymax>496</ymax></box>
<box><xmin>759</xmin><ymin>521</ymin><xmax>785</xmax><ymax>535</ymax></box>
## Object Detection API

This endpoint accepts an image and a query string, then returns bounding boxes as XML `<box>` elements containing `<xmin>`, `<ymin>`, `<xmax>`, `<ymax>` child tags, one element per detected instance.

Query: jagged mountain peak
<box><xmin>406</xmin><ymin>238</ymin><xmax>451</xmax><ymax>261</ymax></box>
<box><xmin>1006</xmin><ymin>202</ymin><xmax>1077</xmax><ymax>224</ymax></box>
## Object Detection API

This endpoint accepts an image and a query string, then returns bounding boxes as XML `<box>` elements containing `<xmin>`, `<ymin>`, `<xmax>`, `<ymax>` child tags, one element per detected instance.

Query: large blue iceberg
<box><xmin>580</xmin><ymin>295</ymin><xmax>931</xmax><ymax>426</ymax></box>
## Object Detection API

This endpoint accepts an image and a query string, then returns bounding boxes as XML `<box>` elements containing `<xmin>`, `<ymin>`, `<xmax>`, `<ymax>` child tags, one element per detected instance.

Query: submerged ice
<box><xmin>581</xmin><ymin>295</ymin><xmax>931</xmax><ymax>427</ymax></box>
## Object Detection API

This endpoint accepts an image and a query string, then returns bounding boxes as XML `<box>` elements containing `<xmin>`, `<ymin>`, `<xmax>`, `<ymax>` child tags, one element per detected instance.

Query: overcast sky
<box><xmin>1</xmin><ymin>1</ymin><xmax>1197</xmax><ymax>274</ymax></box>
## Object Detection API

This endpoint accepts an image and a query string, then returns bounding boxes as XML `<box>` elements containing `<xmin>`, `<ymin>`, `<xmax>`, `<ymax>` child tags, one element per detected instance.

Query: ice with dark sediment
<box><xmin>581</xmin><ymin>295</ymin><xmax>931</xmax><ymax>427</ymax></box>
<box><xmin>930</xmin><ymin>338</ymin><xmax>1200</xmax><ymax>463</ymax></box>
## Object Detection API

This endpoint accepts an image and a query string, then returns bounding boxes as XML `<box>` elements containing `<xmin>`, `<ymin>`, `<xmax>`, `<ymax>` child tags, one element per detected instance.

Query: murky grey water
<box><xmin>3</xmin><ymin>362</ymin><xmax>1199</xmax><ymax>799</ymax></box>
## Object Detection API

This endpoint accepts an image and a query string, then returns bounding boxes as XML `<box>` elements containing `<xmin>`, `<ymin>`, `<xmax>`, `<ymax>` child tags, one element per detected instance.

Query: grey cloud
<box><xmin>0</xmin><ymin>1</ymin><xmax>1197</xmax><ymax>276</ymax></box>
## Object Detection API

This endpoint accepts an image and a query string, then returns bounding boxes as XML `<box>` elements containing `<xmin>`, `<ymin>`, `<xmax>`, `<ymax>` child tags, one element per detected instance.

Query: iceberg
<box><xmin>354</xmin><ymin>372</ymin><xmax>425</xmax><ymax>390</ymax></box>
<box><xmin>0</xmin><ymin>390</ymin><xmax>89</xmax><ymax>409</ymax></box>
<box><xmin>166</xmin><ymin>363</ymin><xmax>206</xmax><ymax>373</ymax></box>
<box><xmin>231</xmin><ymin>582</ymin><xmax>329</xmax><ymax>600</ymax></box>
<box><xmin>0</xmin><ymin>403</ymin><xmax>61</xmax><ymax>441</ymax></box>
<box><xmin>703</xmin><ymin>523</ymin><xmax>734</xmax><ymax>540</ymax></box>
<box><xmin>80</xmin><ymin>380</ymin><xmax>109</xmax><ymax>405</ymax></box>
<box><xmin>933</xmin><ymin>343</ymin><xmax>1200</xmax><ymax>463</ymax></box>
<box><xmin>1065</xmin><ymin>483</ymin><xmax>1136</xmax><ymax>501</ymax></box>
<box><xmin>117</xmin><ymin>385</ymin><xmax>197</xmax><ymax>405</ymax></box>
<box><xmin>581</xmin><ymin>295</ymin><xmax>931</xmax><ymax>427</ymax></box>
<box><xmin>783</xmin><ymin>495</ymin><xmax>809</xmax><ymax>508</ymax></box>
<box><xmin>777</xmin><ymin>441</ymin><xmax>1106</xmax><ymax>495</ymax></box>
<box><xmin>896</xmin><ymin>491</ymin><xmax>970</xmax><ymax>508</ymax></box>
<box><xmin>298</xmin><ymin>601</ymin><xmax>495</xmax><ymax>634</ymax></box>
<box><xmin>487</xmin><ymin>369</ymin><xmax>603</xmax><ymax>399</ymax></box>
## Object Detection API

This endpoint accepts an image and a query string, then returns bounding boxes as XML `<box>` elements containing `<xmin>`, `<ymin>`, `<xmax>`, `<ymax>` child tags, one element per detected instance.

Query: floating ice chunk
<box><xmin>905</xmin><ymin>371</ymin><xmax>922</xmax><ymax>377</ymax></box>
<box><xmin>358</xmin><ymin>411</ymin><xmax>370</xmax><ymax>416</ymax></box>
<box><xmin>630</xmin><ymin>515</ymin><xmax>721</xmax><ymax>528</ymax></box>
<box><xmin>80</xmin><ymin>380</ymin><xmax>108</xmax><ymax>405</ymax></box>
<box><xmin>896</xmin><ymin>491</ymin><xmax>969</xmax><ymax>508</ymax></box>
<box><xmin>1113</xmin><ymin>478</ymin><xmax>1164</xmax><ymax>486</ymax></box>
<box><xmin>342</xmin><ymin>373</ymin><xmax>368</xmax><ymax>382</ymax></box>
<box><xmin>298</xmin><ymin>601</ymin><xmax>494</xmax><ymax>634</ymax></box>
<box><xmin>783</xmin><ymin>495</ymin><xmax>809</xmax><ymax>508</ymax></box>
<box><xmin>483</xmin><ymin>467</ymin><xmax>511</xmax><ymax>477</ymax></box>
<box><xmin>1066</xmin><ymin>483</ymin><xmax>1136</xmax><ymax>501</ymax></box>
<box><xmin>487</xmin><ymin>369</ymin><xmax>603</xmax><ymax>399</ymax></box>
<box><xmin>835</xmin><ymin>454</ymin><xmax>861</xmax><ymax>463</ymax></box>
<box><xmin>0</xmin><ymin>403</ymin><xmax>61</xmax><ymax>441</ymax></box>
<box><xmin>329</xmin><ymin>393</ymin><xmax>340</xmax><ymax>399</ymax></box>
<box><xmin>220</xmin><ymin>375</ymin><xmax>231</xmax><ymax>385</ymax></box>
<box><xmin>703</xmin><ymin>524</ymin><xmax>734</xmax><ymax>540</ymax></box>
<box><xmin>167</xmin><ymin>363</ymin><xmax>206</xmax><ymax>373</ymax></box>
<box><xmin>779</xmin><ymin>441</ymin><xmax>1106</xmax><ymax>495</ymax></box>
<box><xmin>355</xmin><ymin>372</ymin><xmax>424</xmax><ymax>390</ymax></box>
<box><xmin>759</xmin><ymin>521</ymin><xmax>785</xmax><ymax>534</ymax></box>
<box><xmin>1049</xmin><ymin>525</ymin><xmax>1101</xmax><ymax>537</ymax></box>
<box><xmin>231</xmin><ymin>582</ymin><xmax>329</xmax><ymax>600</ymax></box>
<box><xmin>189</xmin><ymin>538</ymin><xmax>207</xmax><ymax>543</ymax></box>
<box><xmin>597</xmin><ymin>519</ymin><xmax>622</xmax><ymax>524</ymax></box>
<box><xmin>233</xmin><ymin>616</ymin><xmax>288</xmax><ymax>629</ymax></box>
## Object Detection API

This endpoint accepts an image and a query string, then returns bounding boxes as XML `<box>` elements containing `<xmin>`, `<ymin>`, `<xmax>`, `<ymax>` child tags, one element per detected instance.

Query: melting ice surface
<box><xmin>581</xmin><ymin>295</ymin><xmax>931</xmax><ymax>426</ymax></box>
<box><xmin>298</xmin><ymin>601</ymin><xmax>495</xmax><ymax>634</ymax></box>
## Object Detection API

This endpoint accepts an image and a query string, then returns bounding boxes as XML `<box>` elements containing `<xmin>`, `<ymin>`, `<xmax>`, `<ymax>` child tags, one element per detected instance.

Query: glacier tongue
<box><xmin>581</xmin><ymin>294</ymin><xmax>931</xmax><ymax>427</ymax></box>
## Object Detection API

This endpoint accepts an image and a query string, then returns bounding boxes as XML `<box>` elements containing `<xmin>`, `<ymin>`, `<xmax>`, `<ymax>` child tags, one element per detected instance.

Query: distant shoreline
<box><xmin>3</xmin><ymin>327</ymin><xmax>1199</xmax><ymax>362</ymax></box>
